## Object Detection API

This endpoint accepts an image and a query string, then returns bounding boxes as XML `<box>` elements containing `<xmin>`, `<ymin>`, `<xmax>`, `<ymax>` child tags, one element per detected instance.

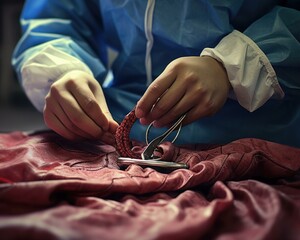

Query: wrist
<box><xmin>202</xmin><ymin>55</ymin><xmax>231</xmax><ymax>93</ymax></box>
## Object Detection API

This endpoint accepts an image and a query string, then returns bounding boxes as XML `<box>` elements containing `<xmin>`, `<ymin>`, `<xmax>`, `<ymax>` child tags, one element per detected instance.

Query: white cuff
<box><xmin>21</xmin><ymin>45</ymin><xmax>93</xmax><ymax>112</ymax></box>
<box><xmin>201</xmin><ymin>30</ymin><xmax>284</xmax><ymax>112</ymax></box>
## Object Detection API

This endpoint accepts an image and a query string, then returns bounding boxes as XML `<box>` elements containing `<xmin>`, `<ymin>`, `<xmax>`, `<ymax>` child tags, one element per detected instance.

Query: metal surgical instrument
<box><xmin>117</xmin><ymin>114</ymin><xmax>189</xmax><ymax>170</ymax></box>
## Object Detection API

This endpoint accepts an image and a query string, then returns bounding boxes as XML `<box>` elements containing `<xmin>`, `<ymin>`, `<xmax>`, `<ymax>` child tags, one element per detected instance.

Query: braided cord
<box><xmin>115</xmin><ymin>108</ymin><xmax>141</xmax><ymax>159</ymax></box>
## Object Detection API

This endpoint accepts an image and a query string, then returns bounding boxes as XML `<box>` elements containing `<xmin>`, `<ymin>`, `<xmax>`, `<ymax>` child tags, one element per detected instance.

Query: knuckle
<box><xmin>44</xmin><ymin>93</ymin><xmax>56</xmax><ymax>107</ymax></box>
<box><xmin>83</xmin><ymin>97</ymin><xmax>98</xmax><ymax>112</ymax></box>
<box><xmin>65</xmin><ymin>78</ymin><xmax>78</xmax><ymax>89</ymax></box>
<box><xmin>49</xmin><ymin>84</ymin><xmax>61</xmax><ymax>97</ymax></box>
<box><xmin>88</xmin><ymin>78</ymin><xmax>100</xmax><ymax>90</ymax></box>
<box><xmin>194</xmin><ymin>85</ymin><xmax>207</xmax><ymax>96</ymax></box>
<box><xmin>186</xmin><ymin>73</ymin><xmax>199</xmax><ymax>85</ymax></box>
<box><xmin>44</xmin><ymin>96</ymin><xmax>51</xmax><ymax>107</ymax></box>
<box><xmin>148</xmin><ymin>83</ymin><xmax>162</xmax><ymax>95</ymax></box>
<box><xmin>169</xmin><ymin>57</ymin><xmax>185</xmax><ymax>70</ymax></box>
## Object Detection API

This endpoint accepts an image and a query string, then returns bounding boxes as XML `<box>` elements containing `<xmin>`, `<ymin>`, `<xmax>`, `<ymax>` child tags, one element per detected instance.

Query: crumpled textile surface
<box><xmin>0</xmin><ymin>131</ymin><xmax>300</xmax><ymax>240</ymax></box>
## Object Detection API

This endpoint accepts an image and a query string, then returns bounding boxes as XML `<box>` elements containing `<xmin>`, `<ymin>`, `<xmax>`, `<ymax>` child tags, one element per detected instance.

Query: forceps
<box><xmin>118</xmin><ymin>114</ymin><xmax>189</xmax><ymax>170</ymax></box>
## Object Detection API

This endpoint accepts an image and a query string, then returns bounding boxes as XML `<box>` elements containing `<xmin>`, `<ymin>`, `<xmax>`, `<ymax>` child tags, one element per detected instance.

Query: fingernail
<box><xmin>153</xmin><ymin>121</ymin><xmax>162</xmax><ymax>128</ymax></box>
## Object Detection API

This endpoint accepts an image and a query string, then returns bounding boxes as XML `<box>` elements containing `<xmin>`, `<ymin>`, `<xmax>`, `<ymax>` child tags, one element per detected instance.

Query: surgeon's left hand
<box><xmin>135</xmin><ymin>56</ymin><xmax>231</xmax><ymax>127</ymax></box>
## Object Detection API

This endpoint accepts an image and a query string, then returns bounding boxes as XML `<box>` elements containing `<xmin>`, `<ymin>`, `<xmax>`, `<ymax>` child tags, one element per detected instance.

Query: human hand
<box><xmin>43</xmin><ymin>70</ymin><xmax>119</xmax><ymax>144</ymax></box>
<box><xmin>135</xmin><ymin>56</ymin><xmax>231</xmax><ymax>127</ymax></box>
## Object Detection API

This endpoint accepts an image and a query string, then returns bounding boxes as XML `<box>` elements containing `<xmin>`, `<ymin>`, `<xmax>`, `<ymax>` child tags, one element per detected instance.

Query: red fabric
<box><xmin>0</xmin><ymin>131</ymin><xmax>300</xmax><ymax>240</ymax></box>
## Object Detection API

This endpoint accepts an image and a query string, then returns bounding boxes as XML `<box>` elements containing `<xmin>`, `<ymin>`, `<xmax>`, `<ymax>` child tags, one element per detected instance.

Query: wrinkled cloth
<box><xmin>0</xmin><ymin>131</ymin><xmax>300</xmax><ymax>240</ymax></box>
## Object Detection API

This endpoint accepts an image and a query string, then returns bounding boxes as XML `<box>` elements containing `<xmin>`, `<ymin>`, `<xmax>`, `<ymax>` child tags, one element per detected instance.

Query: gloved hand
<box><xmin>135</xmin><ymin>56</ymin><xmax>231</xmax><ymax>127</ymax></box>
<box><xmin>43</xmin><ymin>70</ymin><xmax>118</xmax><ymax>144</ymax></box>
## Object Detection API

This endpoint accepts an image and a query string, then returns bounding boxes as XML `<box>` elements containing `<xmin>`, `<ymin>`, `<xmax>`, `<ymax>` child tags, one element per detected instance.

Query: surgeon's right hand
<box><xmin>43</xmin><ymin>70</ymin><xmax>119</xmax><ymax>144</ymax></box>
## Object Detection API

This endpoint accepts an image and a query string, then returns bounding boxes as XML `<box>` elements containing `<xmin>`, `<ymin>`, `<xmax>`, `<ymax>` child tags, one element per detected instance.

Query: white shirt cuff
<box><xmin>201</xmin><ymin>30</ymin><xmax>284</xmax><ymax>112</ymax></box>
<box><xmin>21</xmin><ymin>45</ymin><xmax>93</xmax><ymax>112</ymax></box>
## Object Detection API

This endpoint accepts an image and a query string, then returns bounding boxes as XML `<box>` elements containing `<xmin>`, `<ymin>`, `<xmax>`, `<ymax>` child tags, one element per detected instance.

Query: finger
<box><xmin>150</xmin><ymin>92</ymin><xmax>200</xmax><ymax>127</ymax></box>
<box><xmin>141</xmin><ymin>79</ymin><xmax>186</xmax><ymax>124</ymax></box>
<box><xmin>99</xmin><ymin>131</ymin><xmax>116</xmax><ymax>145</ymax></box>
<box><xmin>52</xmin><ymin>89</ymin><xmax>105</xmax><ymax>139</ymax></box>
<box><xmin>89</xmin><ymin>81</ymin><xmax>114</xmax><ymax>122</ymax></box>
<box><xmin>69</xmin><ymin>82</ymin><xmax>109</xmax><ymax>131</ymax></box>
<box><xmin>44</xmin><ymin>96</ymin><xmax>95</xmax><ymax>139</ymax></box>
<box><xmin>43</xmin><ymin>109</ymin><xmax>84</xmax><ymax>141</ymax></box>
<box><xmin>150</xmin><ymin>100</ymin><xmax>190</xmax><ymax>128</ymax></box>
<box><xmin>135</xmin><ymin>68</ymin><xmax>176</xmax><ymax>118</ymax></box>
<box><xmin>108</xmin><ymin>119</ymin><xmax>119</xmax><ymax>135</ymax></box>
<box><xmin>181</xmin><ymin>102</ymin><xmax>215</xmax><ymax>125</ymax></box>
<box><xmin>155</xmin><ymin>93</ymin><xmax>217</xmax><ymax>127</ymax></box>
<box><xmin>91</xmin><ymin>83</ymin><xmax>120</xmax><ymax>134</ymax></box>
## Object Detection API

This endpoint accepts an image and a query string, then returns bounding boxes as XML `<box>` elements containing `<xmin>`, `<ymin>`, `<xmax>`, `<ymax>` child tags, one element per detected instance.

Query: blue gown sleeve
<box><xmin>243</xmin><ymin>5</ymin><xmax>300</xmax><ymax>99</ymax></box>
<box><xmin>12</xmin><ymin>0</ymin><xmax>108</xmax><ymax>82</ymax></box>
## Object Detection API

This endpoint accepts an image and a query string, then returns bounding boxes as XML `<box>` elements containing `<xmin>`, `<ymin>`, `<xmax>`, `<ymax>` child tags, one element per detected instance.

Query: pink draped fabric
<box><xmin>0</xmin><ymin>131</ymin><xmax>300</xmax><ymax>240</ymax></box>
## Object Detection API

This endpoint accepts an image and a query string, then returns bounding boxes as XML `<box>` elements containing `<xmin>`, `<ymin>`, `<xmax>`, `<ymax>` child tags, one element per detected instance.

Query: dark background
<box><xmin>0</xmin><ymin>0</ymin><xmax>46</xmax><ymax>132</ymax></box>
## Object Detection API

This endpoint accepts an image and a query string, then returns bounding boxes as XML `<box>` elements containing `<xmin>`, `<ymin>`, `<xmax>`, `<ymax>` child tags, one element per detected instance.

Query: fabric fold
<box><xmin>0</xmin><ymin>131</ymin><xmax>300</xmax><ymax>239</ymax></box>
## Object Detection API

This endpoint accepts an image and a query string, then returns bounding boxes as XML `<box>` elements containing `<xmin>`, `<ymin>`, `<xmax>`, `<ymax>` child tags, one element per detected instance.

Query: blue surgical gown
<box><xmin>12</xmin><ymin>0</ymin><xmax>300</xmax><ymax>147</ymax></box>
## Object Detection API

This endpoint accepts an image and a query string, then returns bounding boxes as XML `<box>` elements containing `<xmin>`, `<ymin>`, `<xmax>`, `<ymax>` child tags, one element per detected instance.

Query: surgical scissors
<box><xmin>117</xmin><ymin>114</ymin><xmax>189</xmax><ymax>170</ymax></box>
